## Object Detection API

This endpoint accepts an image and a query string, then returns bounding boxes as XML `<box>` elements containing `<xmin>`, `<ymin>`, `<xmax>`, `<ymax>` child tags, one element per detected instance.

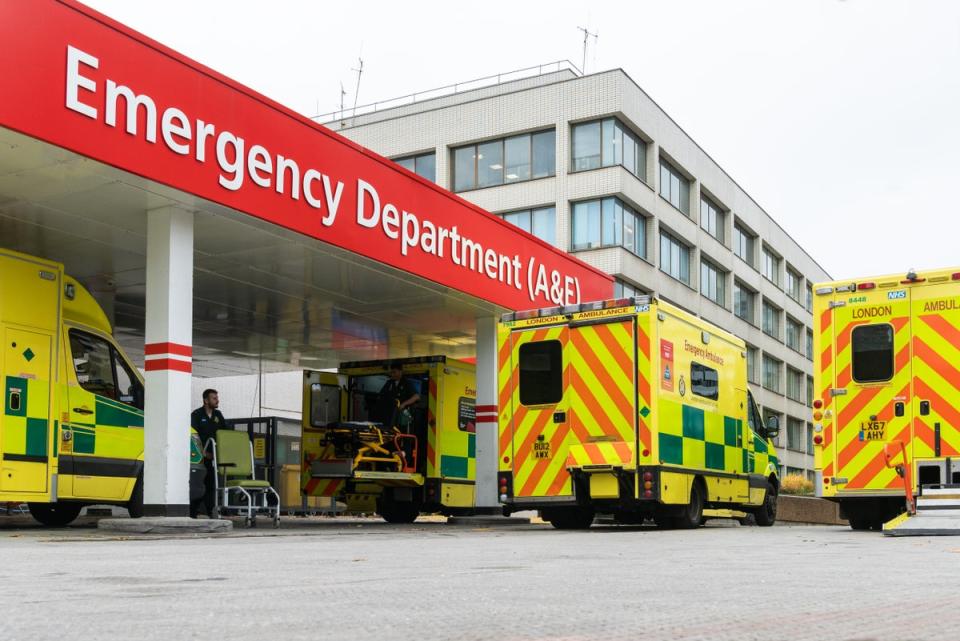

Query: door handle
<box><xmin>894</xmin><ymin>402</ymin><xmax>904</xmax><ymax>417</ymax></box>
<box><xmin>553</xmin><ymin>411</ymin><xmax>566</xmax><ymax>424</ymax></box>
<box><xmin>919</xmin><ymin>401</ymin><xmax>930</xmax><ymax>416</ymax></box>
<box><xmin>73</xmin><ymin>406</ymin><xmax>94</xmax><ymax>415</ymax></box>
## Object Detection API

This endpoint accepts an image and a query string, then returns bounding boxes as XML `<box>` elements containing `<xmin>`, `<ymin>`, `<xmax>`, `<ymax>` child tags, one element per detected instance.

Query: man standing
<box><xmin>190</xmin><ymin>388</ymin><xmax>225</xmax><ymax>518</ymax></box>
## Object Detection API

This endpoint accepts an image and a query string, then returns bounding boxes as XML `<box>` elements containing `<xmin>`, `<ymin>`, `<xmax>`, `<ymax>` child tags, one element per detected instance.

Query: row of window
<box><xmin>736</xmin><ymin>284</ymin><xmax>814</xmax><ymax>358</ymax></box>
<box><xmin>396</xmin><ymin>119</ymin><xmax>816</xmax><ymax>311</ymax></box>
<box><xmin>746</xmin><ymin>345</ymin><xmax>814</xmax><ymax>405</ymax></box>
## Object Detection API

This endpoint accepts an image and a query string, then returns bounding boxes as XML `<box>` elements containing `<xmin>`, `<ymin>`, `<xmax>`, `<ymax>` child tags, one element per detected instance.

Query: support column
<box><xmin>474</xmin><ymin>316</ymin><xmax>499</xmax><ymax>509</ymax></box>
<box><xmin>143</xmin><ymin>206</ymin><xmax>194</xmax><ymax>517</ymax></box>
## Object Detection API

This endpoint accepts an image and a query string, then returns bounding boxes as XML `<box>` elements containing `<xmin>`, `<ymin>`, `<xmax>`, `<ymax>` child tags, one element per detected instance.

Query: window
<box><xmin>701</xmin><ymin>259</ymin><xmax>725</xmax><ymax>306</ymax></box>
<box><xmin>763</xmin><ymin>408</ymin><xmax>783</xmax><ymax>445</ymax></box>
<box><xmin>746</xmin><ymin>345</ymin><xmax>759</xmax><ymax>384</ymax></box>
<box><xmin>807</xmin><ymin>421</ymin><xmax>814</xmax><ymax>453</ymax></box>
<box><xmin>786</xmin><ymin>317</ymin><xmax>803</xmax><ymax>352</ymax></box>
<box><xmin>572</xmin><ymin>118</ymin><xmax>647</xmax><ymax>180</ymax></box>
<box><xmin>501</xmin><ymin>206</ymin><xmax>556</xmax><ymax>246</ymax></box>
<box><xmin>787</xmin><ymin>417</ymin><xmax>805</xmax><ymax>451</ymax></box>
<box><xmin>734</xmin><ymin>281</ymin><xmax>755</xmax><ymax>324</ymax></box>
<box><xmin>691</xmin><ymin>362</ymin><xmax>719</xmax><ymax>400</ymax></box>
<box><xmin>571</xmin><ymin>197</ymin><xmax>646</xmax><ymax>256</ymax></box>
<box><xmin>806</xmin><ymin>328</ymin><xmax>814</xmax><ymax>360</ymax></box>
<box><xmin>518</xmin><ymin>340</ymin><xmax>563</xmax><ymax>405</ymax></box>
<box><xmin>453</xmin><ymin>129</ymin><xmax>555</xmax><ymax>192</ymax></box>
<box><xmin>394</xmin><ymin>152</ymin><xmax>436</xmax><ymax>182</ymax></box>
<box><xmin>733</xmin><ymin>223</ymin><xmax>755</xmax><ymax>267</ymax></box>
<box><xmin>762</xmin><ymin>354</ymin><xmax>782</xmax><ymax>393</ymax></box>
<box><xmin>851</xmin><ymin>324</ymin><xmax>894</xmax><ymax>382</ymax></box>
<box><xmin>659</xmin><ymin>157</ymin><xmax>690</xmax><ymax>214</ymax></box>
<box><xmin>786</xmin><ymin>268</ymin><xmax>802</xmax><ymax>303</ymax></box>
<box><xmin>660</xmin><ymin>231</ymin><xmax>690</xmax><ymax>284</ymax></box>
<box><xmin>762</xmin><ymin>300</ymin><xmax>781</xmax><ymax>339</ymax></box>
<box><xmin>68</xmin><ymin>329</ymin><xmax>143</xmax><ymax>408</ymax></box>
<box><xmin>310</xmin><ymin>382</ymin><xmax>342</xmax><ymax>427</ymax></box>
<box><xmin>700</xmin><ymin>195</ymin><xmax>724</xmax><ymax>243</ymax></box>
<box><xmin>786</xmin><ymin>367</ymin><xmax>804</xmax><ymax>403</ymax></box>
<box><xmin>806</xmin><ymin>375</ymin><xmax>814</xmax><ymax>407</ymax></box>
<box><xmin>614</xmin><ymin>279</ymin><xmax>645</xmax><ymax>299</ymax></box>
<box><xmin>762</xmin><ymin>247</ymin><xmax>781</xmax><ymax>286</ymax></box>
<box><xmin>805</xmin><ymin>283</ymin><xmax>813</xmax><ymax>311</ymax></box>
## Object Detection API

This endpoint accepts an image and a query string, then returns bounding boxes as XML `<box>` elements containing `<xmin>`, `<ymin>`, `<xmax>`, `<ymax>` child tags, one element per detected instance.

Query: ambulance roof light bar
<box><xmin>501</xmin><ymin>295</ymin><xmax>652</xmax><ymax>323</ymax></box>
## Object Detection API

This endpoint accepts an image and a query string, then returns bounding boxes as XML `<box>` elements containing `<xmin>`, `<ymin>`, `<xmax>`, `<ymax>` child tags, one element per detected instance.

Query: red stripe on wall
<box><xmin>144</xmin><ymin>342</ymin><xmax>193</xmax><ymax>357</ymax></box>
<box><xmin>144</xmin><ymin>358</ymin><xmax>192</xmax><ymax>373</ymax></box>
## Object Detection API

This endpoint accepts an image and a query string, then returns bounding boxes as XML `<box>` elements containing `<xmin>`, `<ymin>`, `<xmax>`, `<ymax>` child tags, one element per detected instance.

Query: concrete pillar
<box><xmin>143</xmin><ymin>206</ymin><xmax>194</xmax><ymax>516</ymax></box>
<box><xmin>474</xmin><ymin>316</ymin><xmax>499</xmax><ymax>509</ymax></box>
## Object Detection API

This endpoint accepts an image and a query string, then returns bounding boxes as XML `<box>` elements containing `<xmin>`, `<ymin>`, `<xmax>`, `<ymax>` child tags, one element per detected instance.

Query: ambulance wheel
<box><xmin>127</xmin><ymin>474</ymin><xmax>144</xmax><ymax>518</ymax></box>
<box><xmin>675</xmin><ymin>480</ymin><xmax>705</xmax><ymax>529</ymax></box>
<box><xmin>379</xmin><ymin>501</ymin><xmax>419</xmax><ymax>524</ymax></box>
<box><xmin>546</xmin><ymin>508</ymin><xmax>595</xmax><ymax>530</ymax></box>
<box><xmin>848</xmin><ymin>518</ymin><xmax>870</xmax><ymax>531</ymax></box>
<box><xmin>753</xmin><ymin>480</ymin><xmax>778</xmax><ymax>527</ymax></box>
<box><xmin>28</xmin><ymin>502</ymin><xmax>83</xmax><ymax>527</ymax></box>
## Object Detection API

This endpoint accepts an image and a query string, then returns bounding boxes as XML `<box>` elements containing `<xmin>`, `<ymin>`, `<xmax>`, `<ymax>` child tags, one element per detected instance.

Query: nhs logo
<box><xmin>887</xmin><ymin>290</ymin><xmax>906</xmax><ymax>300</ymax></box>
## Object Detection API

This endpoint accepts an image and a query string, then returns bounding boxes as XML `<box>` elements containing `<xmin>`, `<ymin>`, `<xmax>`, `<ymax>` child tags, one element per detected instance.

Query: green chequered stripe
<box><xmin>71</xmin><ymin>424</ymin><xmax>96</xmax><ymax>454</ymax></box>
<box><xmin>4</xmin><ymin>376</ymin><xmax>49</xmax><ymax>458</ymax></box>
<box><xmin>467</xmin><ymin>433</ymin><xmax>476</xmax><ymax>458</ymax></box>
<box><xmin>440</xmin><ymin>454</ymin><xmax>469</xmax><ymax>478</ymax></box>
<box><xmin>96</xmin><ymin>397</ymin><xmax>144</xmax><ymax>427</ymax></box>
<box><xmin>659</xmin><ymin>400</ymin><xmax>746</xmax><ymax>473</ymax></box>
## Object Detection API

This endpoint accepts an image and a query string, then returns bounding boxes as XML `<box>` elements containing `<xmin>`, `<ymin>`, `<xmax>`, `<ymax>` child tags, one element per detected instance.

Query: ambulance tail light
<box><xmin>813</xmin><ymin>399</ymin><xmax>823</xmax><ymax>409</ymax></box>
<box><xmin>857</xmin><ymin>282</ymin><xmax>876</xmax><ymax>291</ymax></box>
<box><xmin>813</xmin><ymin>435</ymin><xmax>823</xmax><ymax>445</ymax></box>
<box><xmin>952</xmin><ymin>272</ymin><xmax>960</xmax><ymax>281</ymax></box>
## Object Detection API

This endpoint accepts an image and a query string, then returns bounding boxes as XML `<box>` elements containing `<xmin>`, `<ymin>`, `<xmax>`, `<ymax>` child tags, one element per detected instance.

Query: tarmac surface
<box><xmin>1</xmin><ymin>514</ymin><xmax>958</xmax><ymax>641</ymax></box>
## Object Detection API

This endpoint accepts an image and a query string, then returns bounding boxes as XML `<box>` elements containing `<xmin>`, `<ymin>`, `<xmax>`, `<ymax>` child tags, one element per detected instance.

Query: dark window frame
<box><xmin>570</xmin><ymin>117</ymin><xmax>648</xmax><ymax>182</ymax></box>
<box><xmin>851</xmin><ymin>323</ymin><xmax>895</xmax><ymax>383</ymax></box>
<box><xmin>691</xmin><ymin>361</ymin><xmax>719</xmax><ymax>401</ymax></box>
<box><xmin>518</xmin><ymin>340</ymin><xmax>564</xmax><ymax>406</ymax></box>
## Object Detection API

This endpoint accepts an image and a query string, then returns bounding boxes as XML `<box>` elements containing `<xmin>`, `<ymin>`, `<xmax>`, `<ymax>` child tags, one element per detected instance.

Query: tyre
<box><xmin>127</xmin><ymin>474</ymin><xmax>144</xmax><ymax>518</ymax></box>
<box><xmin>379</xmin><ymin>501</ymin><xmax>419</xmax><ymax>524</ymax></box>
<box><xmin>28</xmin><ymin>502</ymin><xmax>83</xmax><ymax>527</ymax></box>
<box><xmin>675</xmin><ymin>480</ymin><xmax>705</xmax><ymax>529</ymax></box>
<box><xmin>753</xmin><ymin>480</ymin><xmax>778</xmax><ymax>527</ymax></box>
<box><xmin>546</xmin><ymin>508</ymin><xmax>595</xmax><ymax>530</ymax></box>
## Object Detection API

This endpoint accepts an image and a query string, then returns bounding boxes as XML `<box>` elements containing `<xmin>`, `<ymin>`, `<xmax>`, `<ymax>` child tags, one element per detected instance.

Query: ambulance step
<box><xmin>883</xmin><ymin>509</ymin><xmax>960</xmax><ymax>536</ymax></box>
<box><xmin>917</xmin><ymin>484</ymin><xmax>960</xmax><ymax>510</ymax></box>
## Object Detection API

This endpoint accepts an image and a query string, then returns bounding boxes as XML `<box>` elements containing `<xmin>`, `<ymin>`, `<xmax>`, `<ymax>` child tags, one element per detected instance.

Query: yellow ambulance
<box><xmin>1</xmin><ymin>248</ymin><xmax>205</xmax><ymax>526</ymax></box>
<box><xmin>497</xmin><ymin>295</ymin><xmax>781</xmax><ymax>529</ymax></box>
<box><xmin>301</xmin><ymin>356</ymin><xmax>477</xmax><ymax>522</ymax></box>
<box><xmin>812</xmin><ymin>268</ymin><xmax>960</xmax><ymax>530</ymax></box>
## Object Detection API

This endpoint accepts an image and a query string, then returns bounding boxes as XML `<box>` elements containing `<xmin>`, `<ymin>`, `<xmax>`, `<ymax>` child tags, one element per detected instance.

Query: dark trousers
<box><xmin>190</xmin><ymin>460</ymin><xmax>216</xmax><ymax>517</ymax></box>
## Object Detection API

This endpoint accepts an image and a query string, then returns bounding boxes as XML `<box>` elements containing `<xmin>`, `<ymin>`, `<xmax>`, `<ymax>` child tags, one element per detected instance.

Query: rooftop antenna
<box><xmin>351</xmin><ymin>55</ymin><xmax>364</xmax><ymax>116</ymax></box>
<box><xmin>339</xmin><ymin>82</ymin><xmax>346</xmax><ymax>118</ymax></box>
<box><xmin>577</xmin><ymin>25</ymin><xmax>597</xmax><ymax>74</ymax></box>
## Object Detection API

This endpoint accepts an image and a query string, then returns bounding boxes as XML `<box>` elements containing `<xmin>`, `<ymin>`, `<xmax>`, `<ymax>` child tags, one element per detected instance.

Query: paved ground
<box><xmin>0</xmin><ymin>516</ymin><xmax>957</xmax><ymax>641</ymax></box>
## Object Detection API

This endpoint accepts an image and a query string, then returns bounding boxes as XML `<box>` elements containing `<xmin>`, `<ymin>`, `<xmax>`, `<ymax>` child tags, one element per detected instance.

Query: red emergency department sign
<box><xmin>0</xmin><ymin>0</ymin><xmax>612</xmax><ymax>311</ymax></box>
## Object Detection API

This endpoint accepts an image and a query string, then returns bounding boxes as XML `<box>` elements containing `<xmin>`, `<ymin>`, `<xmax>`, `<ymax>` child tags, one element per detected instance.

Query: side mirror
<box><xmin>765</xmin><ymin>415</ymin><xmax>780</xmax><ymax>439</ymax></box>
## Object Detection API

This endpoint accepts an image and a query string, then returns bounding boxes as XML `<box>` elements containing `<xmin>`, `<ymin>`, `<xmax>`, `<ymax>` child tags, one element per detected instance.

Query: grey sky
<box><xmin>83</xmin><ymin>0</ymin><xmax>960</xmax><ymax>280</ymax></box>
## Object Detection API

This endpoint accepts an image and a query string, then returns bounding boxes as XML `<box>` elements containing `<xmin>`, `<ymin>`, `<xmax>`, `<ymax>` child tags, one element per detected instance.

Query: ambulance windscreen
<box><xmin>518</xmin><ymin>340</ymin><xmax>563</xmax><ymax>405</ymax></box>
<box><xmin>851</xmin><ymin>324</ymin><xmax>894</xmax><ymax>383</ymax></box>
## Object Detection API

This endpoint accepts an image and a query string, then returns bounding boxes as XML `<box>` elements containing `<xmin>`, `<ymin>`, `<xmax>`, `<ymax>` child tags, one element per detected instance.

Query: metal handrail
<box><xmin>314</xmin><ymin>60</ymin><xmax>582</xmax><ymax>123</ymax></box>
<box><xmin>882</xmin><ymin>440</ymin><xmax>915</xmax><ymax>515</ymax></box>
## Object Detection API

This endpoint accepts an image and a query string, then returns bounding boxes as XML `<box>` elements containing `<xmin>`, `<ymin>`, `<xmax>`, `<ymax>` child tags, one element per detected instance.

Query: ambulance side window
<box><xmin>851</xmin><ymin>324</ymin><xmax>894</xmax><ymax>383</ymax></box>
<box><xmin>310</xmin><ymin>383</ymin><xmax>341</xmax><ymax>427</ymax></box>
<box><xmin>518</xmin><ymin>340</ymin><xmax>563</xmax><ymax>405</ymax></box>
<box><xmin>112</xmin><ymin>349</ymin><xmax>143</xmax><ymax>410</ymax></box>
<box><xmin>690</xmin><ymin>362</ymin><xmax>718</xmax><ymax>400</ymax></box>
<box><xmin>69</xmin><ymin>330</ymin><xmax>117</xmax><ymax>400</ymax></box>
<box><xmin>746</xmin><ymin>391</ymin><xmax>762</xmax><ymax>435</ymax></box>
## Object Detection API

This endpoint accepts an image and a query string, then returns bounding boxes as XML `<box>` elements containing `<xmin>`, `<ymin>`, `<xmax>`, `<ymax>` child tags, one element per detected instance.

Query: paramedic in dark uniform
<box><xmin>377</xmin><ymin>362</ymin><xmax>420</xmax><ymax>427</ymax></box>
<box><xmin>190</xmin><ymin>388</ymin><xmax>226</xmax><ymax>518</ymax></box>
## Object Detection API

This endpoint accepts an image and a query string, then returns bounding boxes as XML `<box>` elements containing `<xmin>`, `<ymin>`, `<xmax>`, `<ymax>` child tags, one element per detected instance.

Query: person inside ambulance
<box><xmin>376</xmin><ymin>363</ymin><xmax>421</xmax><ymax>466</ymax></box>
<box><xmin>190</xmin><ymin>389</ymin><xmax>226</xmax><ymax>518</ymax></box>
<box><xmin>376</xmin><ymin>363</ymin><xmax>420</xmax><ymax>428</ymax></box>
